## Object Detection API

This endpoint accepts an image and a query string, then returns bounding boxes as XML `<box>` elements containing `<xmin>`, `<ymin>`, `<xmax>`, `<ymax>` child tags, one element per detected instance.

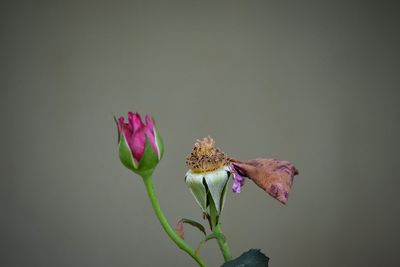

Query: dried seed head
<box><xmin>186</xmin><ymin>136</ymin><xmax>229</xmax><ymax>173</ymax></box>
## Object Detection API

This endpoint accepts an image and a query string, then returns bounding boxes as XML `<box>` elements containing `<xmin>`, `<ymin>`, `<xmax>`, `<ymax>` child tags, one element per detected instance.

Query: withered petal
<box><xmin>233</xmin><ymin>159</ymin><xmax>298</xmax><ymax>204</ymax></box>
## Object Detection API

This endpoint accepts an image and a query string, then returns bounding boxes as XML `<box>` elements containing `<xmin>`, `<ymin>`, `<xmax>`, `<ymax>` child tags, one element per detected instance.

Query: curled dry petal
<box><xmin>232</xmin><ymin>159</ymin><xmax>298</xmax><ymax>204</ymax></box>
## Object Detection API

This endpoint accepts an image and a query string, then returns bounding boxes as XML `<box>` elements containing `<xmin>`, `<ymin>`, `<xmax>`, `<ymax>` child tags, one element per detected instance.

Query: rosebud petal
<box><xmin>145</xmin><ymin>115</ymin><xmax>161</xmax><ymax>159</ymax></box>
<box><xmin>130</xmin><ymin>127</ymin><xmax>146</xmax><ymax>163</ymax></box>
<box><xmin>117</xmin><ymin>116</ymin><xmax>124</xmax><ymax>140</ymax></box>
<box><xmin>128</xmin><ymin>112</ymin><xmax>144</xmax><ymax>132</ymax></box>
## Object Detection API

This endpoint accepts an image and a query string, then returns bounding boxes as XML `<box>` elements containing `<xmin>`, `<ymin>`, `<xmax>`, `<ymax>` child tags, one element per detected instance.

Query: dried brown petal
<box><xmin>233</xmin><ymin>159</ymin><xmax>298</xmax><ymax>204</ymax></box>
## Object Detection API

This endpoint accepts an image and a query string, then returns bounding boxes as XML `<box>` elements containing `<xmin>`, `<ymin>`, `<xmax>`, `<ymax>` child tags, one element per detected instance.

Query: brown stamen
<box><xmin>185</xmin><ymin>136</ymin><xmax>230</xmax><ymax>173</ymax></box>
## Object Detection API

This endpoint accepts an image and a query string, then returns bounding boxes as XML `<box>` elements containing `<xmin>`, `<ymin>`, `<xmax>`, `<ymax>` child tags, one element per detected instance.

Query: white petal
<box><xmin>204</xmin><ymin>166</ymin><xmax>230</xmax><ymax>214</ymax></box>
<box><xmin>219</xmin><ymin>180</ymin><xmax>228</xmax><ymax>214</ymax></box>
<box><xmin>185</xmin><ymin>170</ymin><xmax>207</xmax><ymax>212</ymax></box>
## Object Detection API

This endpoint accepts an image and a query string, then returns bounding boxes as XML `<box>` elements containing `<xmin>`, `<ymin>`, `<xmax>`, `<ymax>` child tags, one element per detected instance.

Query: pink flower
<box><xmin>230</xmin><ymin>159</ymin><xmax>298</xmax><ymax>204</ymax></box>
<box><xmin>116</xmin><ymin>112</ymin><xmax>163</xmax><ymax>175</ymax></box>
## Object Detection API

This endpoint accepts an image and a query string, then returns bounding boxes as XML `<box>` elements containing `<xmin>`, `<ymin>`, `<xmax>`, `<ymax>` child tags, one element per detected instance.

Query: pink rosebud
<box><xmin>231</xmin><ymin>159</ymin><xmax>298</xmax><ymax>204</ymax></box>
<box><xmin>116</xmin><ymin>112</ymin><xmax>164</xmax><ymax>176</ymax></box>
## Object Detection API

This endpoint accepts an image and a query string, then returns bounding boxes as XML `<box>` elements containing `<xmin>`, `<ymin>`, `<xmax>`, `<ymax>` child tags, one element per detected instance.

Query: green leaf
<box><xmin>221</xmin><ymin>249</ymin><xmax>269</xmax><ymax>267</ymax></box>
<box><xmin>179</xmin><ymin>218</ymin><xmax>207</xmax><ymax>236</ymax></box>
<box><xmin>176</xmin><ymin>218</ymin><xmax>207</xmax><ymax>240</ymax></box>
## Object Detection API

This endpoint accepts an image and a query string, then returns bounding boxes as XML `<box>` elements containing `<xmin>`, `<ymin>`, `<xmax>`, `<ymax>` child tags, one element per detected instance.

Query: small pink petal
<box><xmin>128</xmin><ymin>112</ymin><xmax>144</xmax><ymax>133</ymax></box>
<box><xmin>123</xmin><ymin>112</ymin><xmax>146</xmax><ymax>162</ymax></box>
<box><xmin>145</xmin><ymin>115</ymin><xmax>159</xmax><ymax>158</ymax></box>
<box><xmin>229</xmin><ymin>163</ymin><xmax>246</xmax><ymax>193</ymax></box>
<box><xmin>130</xmin><ymin>127</ymin><xmax>146</xmax><ymax>162</ymax></box>
<box><xmin>118</xmin><ymin>116</ymin><xmax>133</xmax><ymax>142</ymax></box>
<box><xmin>117</xmin><ymin>116</ymin><xmax>125</xmax><ymax>136</ymax></box>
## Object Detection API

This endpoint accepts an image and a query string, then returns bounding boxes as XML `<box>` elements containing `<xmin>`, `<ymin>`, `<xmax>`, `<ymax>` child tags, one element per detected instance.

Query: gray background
<box><xmin>1</xmin><ymin>1</ymin><xmax>399</xmax><ymax>266</ymax></box>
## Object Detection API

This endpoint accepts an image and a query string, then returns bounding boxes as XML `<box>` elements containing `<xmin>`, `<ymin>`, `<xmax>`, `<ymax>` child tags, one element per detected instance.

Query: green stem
<box><xmin>142</xmin><ymin>175</ymin><xmax>207</xmax><ymax>267</ymax></box>
<box><xmin>213</xmin><ymin>223</ymin><xmax>232</xmax><ymax>262</ymax></box>
<box><xmin>209</xmin><ymin>196</ymin><xmax>233</xmax><ymax>262</ymax></box>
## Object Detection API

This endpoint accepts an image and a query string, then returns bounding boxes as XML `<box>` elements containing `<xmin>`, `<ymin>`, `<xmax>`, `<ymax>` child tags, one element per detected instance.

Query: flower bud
<box><xmin>116</xmin><ymin>112</ymin><xmax>164</xmax><ymax>177</ymax></box>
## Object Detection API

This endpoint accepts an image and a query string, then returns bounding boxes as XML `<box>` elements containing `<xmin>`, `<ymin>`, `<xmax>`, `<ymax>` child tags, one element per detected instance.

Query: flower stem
<box><xmin>214</xmin><ymin>223</ymin><xmax>232</xmax><ymax>262</ymax></box>
<box><xmin>209</xmin><ymin>197</ymin><xmax>233</xmax><ymax>262</ymax></box>
<box><xmin>142</xmin><ymin>175</ymin><xmax>207</xmax><ymax>267</ymax></box>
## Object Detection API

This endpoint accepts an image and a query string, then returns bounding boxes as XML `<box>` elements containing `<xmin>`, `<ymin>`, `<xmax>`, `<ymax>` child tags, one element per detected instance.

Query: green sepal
<box><xmin>118</xmin><ymin>133</ymin><xmax>160</xmax><ymax>177</ymax></box>
<box><xmin>113</xmin><ymin>115</ymin><xmax>120</xmax><ymax>143</ymax></box>
<box><xmin>135</xmin><ymin>136</ymin><xmax>160</xmax><ymax>177</ymax></box>
<box><xmin>118</xmin><ymin>131</ymin><xmax>138</xmax><ymax>171</ymax></box>
<box><xmin>154</xmin><ymin>122</ymin><xmax>164</xmax><ymax>160</ymax></box>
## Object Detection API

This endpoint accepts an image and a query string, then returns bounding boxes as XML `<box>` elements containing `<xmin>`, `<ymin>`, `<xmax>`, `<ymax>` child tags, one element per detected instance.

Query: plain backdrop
<box><xmin>1</xmin><ymin>1</ymin><xmax>399</xmax><ymax>266</ymax></box>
